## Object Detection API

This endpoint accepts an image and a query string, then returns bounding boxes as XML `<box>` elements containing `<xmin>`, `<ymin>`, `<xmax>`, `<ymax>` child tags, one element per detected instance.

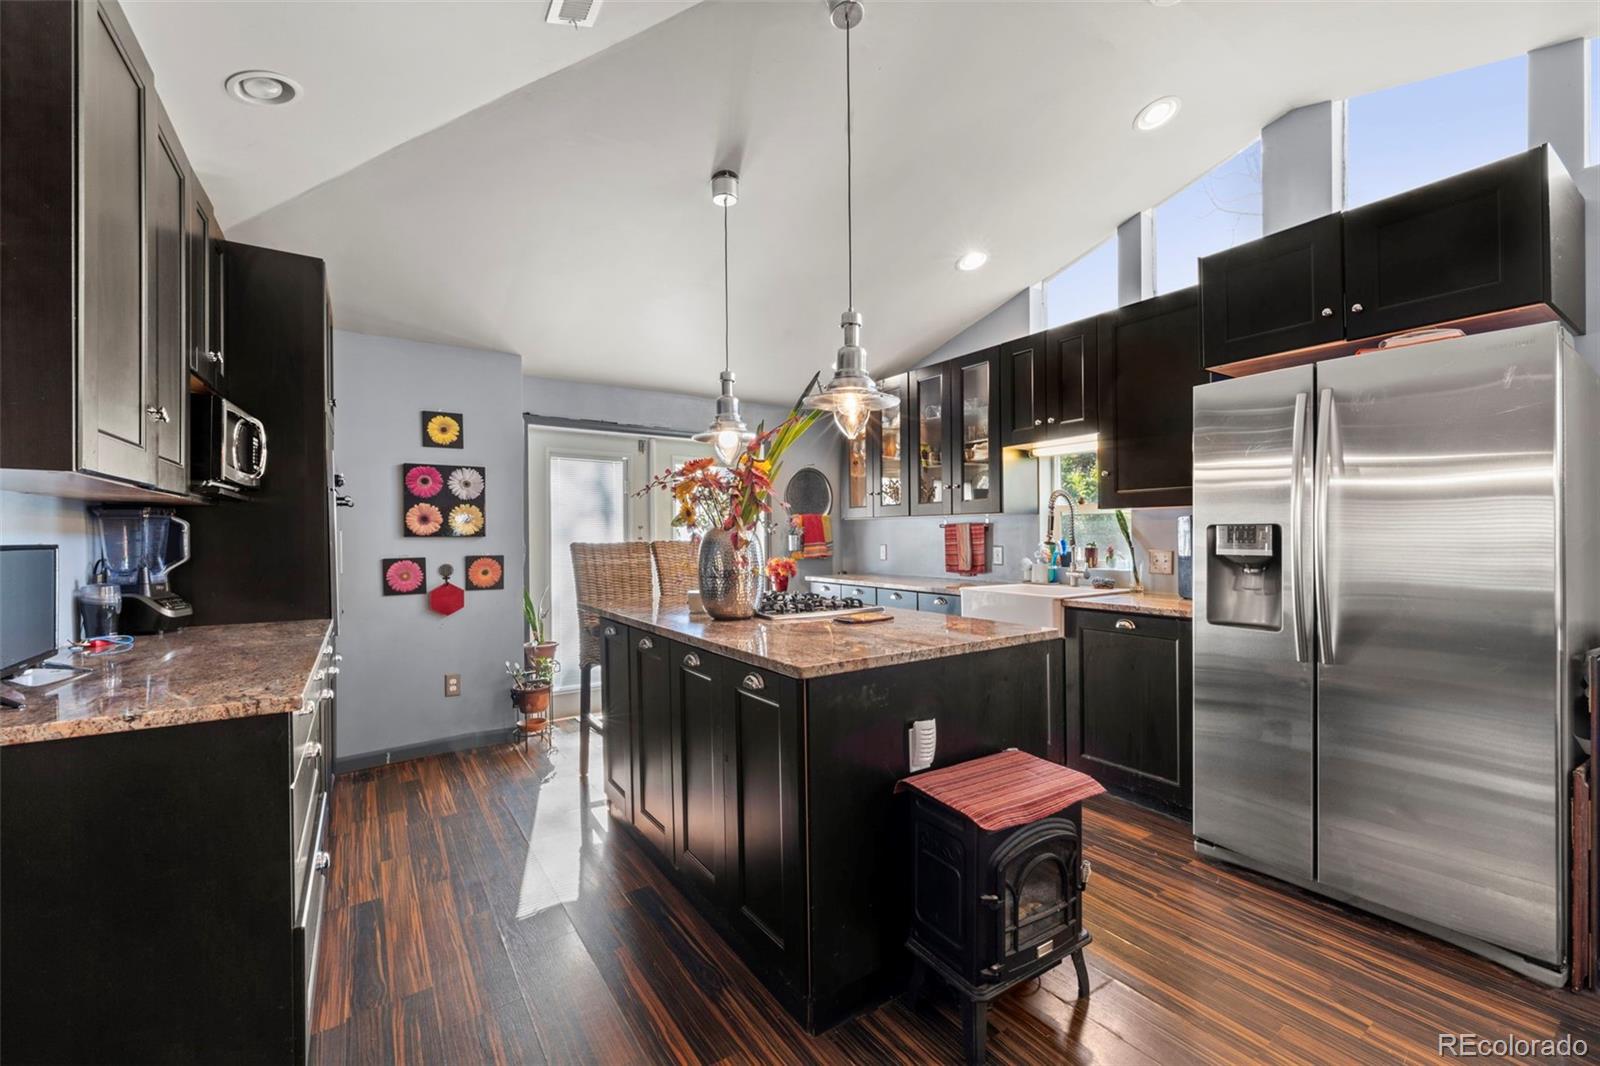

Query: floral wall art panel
<box><xmin>382</xmin><ymin>557</ymin><xmax>428</xmax><ymax>596</ymax></box>
<box><xmin>422</xmin><ymin>410</ymin><xmax>464</xmax><ymax>448</ymax></box>
<box><xmin>465</xmin><ymin>555</ymin><xmax>504</xmax><ymax>591</ymax></box>
<box><xmin>401</xmin><ymin>463</ymin><xmax>487</xmax><ymax>537</ymax></box>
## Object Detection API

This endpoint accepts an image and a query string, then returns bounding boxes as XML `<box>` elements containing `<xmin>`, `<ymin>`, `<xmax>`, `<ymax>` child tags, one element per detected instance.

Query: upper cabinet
<box><xmin>1202</xmin><ymin>145</ymin><xmax>1585</xmax><ymax>373</ymax></box>
<box><xmin>1000</xmin><ymin>331</ymin><xmax>1049</xmax><ymax>446</ymax></box>
<box><xmin>1096</xmin><ymin>287</ymin><xmax>1206</xmax><ymax>510</ymax></box>
<box><xmin>838</xmin><ymin>372</ymin><xmax>907</xmax><ymax>519</ymax></box>
<box><xmin>1342</xmin><ymin>144</ymin><xmax>1584</xmax><ymax>340</ymax></box>
<box><xmin>1000</xmin><ymin>322</ymin><xmax>1098</xmax><ymax>448</ymax></box>
<box><xmin>907</xmin><ymin>362</ymin><xmax>952</xmax><ymax>516</ymax></box>
<box><xmin>187</xmin><ymin>183</ymin><xmax>227</xmax><ymax>392</ymax></box>
<box><xmin>1</xmin><ymin>0</ymin><xmax>216</xmax><ymax>501</ymax></box>
<box><xmin>1200</xmin><ymin>214</ymin><xmax>1344</xmax><ymax>368</ymax></box>
<box><xmin>948</xmin><ymin>349</ymin><xmax>1000</xmax><ymax>515</ymax></box>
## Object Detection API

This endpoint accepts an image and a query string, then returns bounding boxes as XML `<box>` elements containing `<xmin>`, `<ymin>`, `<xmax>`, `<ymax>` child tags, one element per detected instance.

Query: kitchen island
<box><xmin>591</xmin><ymin>603</ymin><xmax>1063</xmax><ymax>1032</ymax></box>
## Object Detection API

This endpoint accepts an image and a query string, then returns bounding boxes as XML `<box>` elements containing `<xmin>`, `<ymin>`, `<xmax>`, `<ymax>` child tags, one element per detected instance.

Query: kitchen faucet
<box><xmin>1046</xmin><ymin>488</ymin><xmax>1078</xmax><ymax>568</ymax></box>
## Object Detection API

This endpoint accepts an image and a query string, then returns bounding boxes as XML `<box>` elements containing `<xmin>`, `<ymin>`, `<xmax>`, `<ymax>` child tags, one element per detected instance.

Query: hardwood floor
<box><xmin>311</xmin><ymin>724</ymin><xmax>1600</xmax><ymax>1064</ymax></box>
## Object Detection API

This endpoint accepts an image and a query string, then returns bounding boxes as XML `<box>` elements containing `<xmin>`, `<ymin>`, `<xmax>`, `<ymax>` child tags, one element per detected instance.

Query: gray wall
<box><xmin>334</xmin><ymin>330</ymin><xmax>528</xmax><ymax>762</ymax></box>
<box><xmin>0</xmin><ymin>491</ymin><xmax>93</xmax><ymax>646</ymax></box>
<box><xmin>917</xmin><ymin>288</ymin><xmax>1035</xmax><ymax>368</ymax></box>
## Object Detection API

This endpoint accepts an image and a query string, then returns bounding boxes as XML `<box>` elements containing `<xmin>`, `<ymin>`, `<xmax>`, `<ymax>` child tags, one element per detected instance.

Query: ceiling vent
<box><xmin>546</xmin><ymin>0</ymin><xmax>602</xmax><ymax>27</ymax></box>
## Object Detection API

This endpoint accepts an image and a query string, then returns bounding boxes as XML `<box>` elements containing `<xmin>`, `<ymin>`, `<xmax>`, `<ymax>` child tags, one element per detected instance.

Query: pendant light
<box><xmin>802</xmin><ymin>0</ymin><xmax>899</xmax><ymax>442</ymax></box>
<box><xmin>693</xmin><ymin>170</ymin><xmax>756</xmax><ymax>467</ymax></box>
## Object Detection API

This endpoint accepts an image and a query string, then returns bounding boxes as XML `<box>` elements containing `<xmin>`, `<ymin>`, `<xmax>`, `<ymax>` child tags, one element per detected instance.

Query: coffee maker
<box><xmin>91</xmin><ymin>508</ymin><xmax>194</xmax><ymax>633</ymax></box>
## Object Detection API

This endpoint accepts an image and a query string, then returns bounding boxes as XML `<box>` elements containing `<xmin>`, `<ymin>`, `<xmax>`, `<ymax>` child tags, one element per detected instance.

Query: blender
<box><xmin>90</xmin><ymin>508</ymin><xmax>195</xmax><ymax>633</ymax></box>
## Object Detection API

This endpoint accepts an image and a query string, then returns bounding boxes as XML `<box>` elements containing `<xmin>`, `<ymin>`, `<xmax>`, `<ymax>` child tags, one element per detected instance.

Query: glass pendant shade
<box><xmin>802</xmin><ymin>309</ymin><xmax>898</xmax><ymax>441</ymax></box>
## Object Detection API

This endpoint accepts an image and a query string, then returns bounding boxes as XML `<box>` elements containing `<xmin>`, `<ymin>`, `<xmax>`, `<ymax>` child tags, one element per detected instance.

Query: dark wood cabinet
<box><xmin>1201</xmin><ymin>213</ymin><xmax>1344</xmax><ymax>368</ymax></box>
<box><xmin>871</xmin><ymin>373</ymin><xmax>909</xmax><ymax>517</ymax></box>
<box><xmin>600</xmin><ymin>621</ymin><xmax>634</xmax><ymax>822</ymax></box>
<box><xmin>1096</xmin><ymin>287</ymin><xmax>1205</xmax><ymax>509</ymax></box>
<box><xmin>670</xmin><ymin>645</ymin><xmax>727</xmax><ymax>898</ymax></box>
<box><xmin>630</xmin><ymin>630</ymin><xmax>675</xmax><ymax>860</ymax></box>
<box><xmin>1065</xmin><ymin>609</ymin><xmax>1191</xmax><ymax>814</ymax></box>
<box><xmin>724</xmin><ymin>662</ymin><xmax>806</xmax><ymax>990</ymax></box>
<box><xmin>1000</xmin><ymin>331</ymin><xmax>1050</xmax><ymax>446</ymax></box>
<box><xmin>948</xmin><ymin>348</ymin><xmax>1000</xmax><ymax>515</ymax></box>
<box><xmin>187</xmin><ymin>182</ymin><xmax>226</xmax><ymax>391</ymax></box>
<box><xmin>1</xmin><ymin>0</ymin><xmax>218</xmax><ymax>501</ymax></box>
<box><xmin>907</xmin><ymin>362</ymin><xmax>952</xmax><ymax>516</ymax></box>
<box><xmin>1001</xmin><ymin>323</ymin><xmax>1097</xmax><ymax>447</ymax></box>
<box><xmin>1343</xmin><ymin>144</ymin><xmax>1584</xmax><ymax>341</ymax></box>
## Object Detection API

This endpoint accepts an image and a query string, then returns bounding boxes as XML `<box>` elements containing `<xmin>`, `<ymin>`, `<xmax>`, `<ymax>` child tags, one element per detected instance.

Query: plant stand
<box><xmin>510</xmin><ymin>686</ymin><xmax>555</xmax><ymax>752</ymax></box>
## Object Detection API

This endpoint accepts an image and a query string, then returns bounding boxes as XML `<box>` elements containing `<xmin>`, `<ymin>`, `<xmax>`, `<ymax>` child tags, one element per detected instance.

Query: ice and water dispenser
<box><xmin>1205</xmin><ymin>523</ymin><xmax>1282</xmax><ymax>629</ymax></box>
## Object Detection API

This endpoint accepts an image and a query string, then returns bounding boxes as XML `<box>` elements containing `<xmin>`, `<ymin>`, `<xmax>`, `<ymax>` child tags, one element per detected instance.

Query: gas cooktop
<box><xmin>755</xmin><ymin>591</ymin><xmax>871</xmax><ymax>621</ymax></box>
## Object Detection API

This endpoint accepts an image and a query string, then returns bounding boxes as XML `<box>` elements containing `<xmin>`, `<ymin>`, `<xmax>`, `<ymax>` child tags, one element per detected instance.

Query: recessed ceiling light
<box><xmin>1133</xmin><ymin>95</ymin><xmax>1181</xmax><ymax>131</ymax></box>
<box><xmin>225</xmin><ymin>70</ymin><xmax>300</xmax><ymax>106</ymax></box>
<box><xmin>955</xmin><ymin>250</ymin><xmax>989</xmax><ymax>272</ymax></box>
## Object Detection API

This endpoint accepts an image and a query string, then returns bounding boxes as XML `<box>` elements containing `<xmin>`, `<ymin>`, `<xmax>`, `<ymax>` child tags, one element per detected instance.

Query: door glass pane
<box><xmin>549</xmin><ymin>455</ymin><xmax>626</xmax><ymax>689</ymax></box>
<box><xmin>845</xmin><ymin>436</ymin><xmax>869</xmax><ymax>510</ymax></box>
<box><xmin>878</xmin><ymin>381</ymin><xmax>904</xmax><ymax>507</ymax></box>
<box><xmin>916</xmin><ymin>374</ymin><xmax>945</xmax><ymax>505</ymax></box>
<box><xmin>960</xmin><ymin>363</ymin><xmax>991</xmax><ymax>503</ymax></box>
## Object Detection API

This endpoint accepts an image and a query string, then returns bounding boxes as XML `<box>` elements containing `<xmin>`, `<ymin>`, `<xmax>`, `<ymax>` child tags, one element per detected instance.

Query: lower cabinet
<box><xmin>1064</xmin><ymin>609</ymin><xmax>1192</xmax><ymax>814</ymax></box>
<box><xmin>605</xmin><ymin>628</ymin><xmax>807</xmax><ymax>998</ymax></box>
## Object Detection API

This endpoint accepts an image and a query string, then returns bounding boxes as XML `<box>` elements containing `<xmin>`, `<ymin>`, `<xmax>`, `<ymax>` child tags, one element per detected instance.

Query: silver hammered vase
<box><xmin>697</xmin><ymin>526</ymin><xmax>765</xmax><ymax>620</ymax></box>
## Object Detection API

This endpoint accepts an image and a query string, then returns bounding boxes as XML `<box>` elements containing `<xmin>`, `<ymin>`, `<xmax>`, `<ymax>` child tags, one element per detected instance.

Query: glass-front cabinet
<box><xmin>951</xmin><ymin>350</ymin><xmax>999</xmax><ymax>515</ymax></box>
<box><xmin>908</xmin><ymin>365</ymin><xmax>948</xmax><ymax>516</ymax></box>
<box><xmin>842</xmin><ymin>434</ymin><xmax>872</xmax><ymax>519</ymax></box>
<box><xmin>873</xmin><ymin>373</ymin><xmax>908</xmax><ymax>517</ymax></box>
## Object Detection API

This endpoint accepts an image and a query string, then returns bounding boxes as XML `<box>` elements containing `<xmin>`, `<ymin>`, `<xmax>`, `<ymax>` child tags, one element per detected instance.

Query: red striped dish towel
<box><xmin>943</xmin><ymin>523</ymin><xmax>989</xmax><ymax>575</ymax></box>
<box><xmin>894</xmin><ymin>750</ymin><xmax>1105</xmax><ymax>830</ymax></box>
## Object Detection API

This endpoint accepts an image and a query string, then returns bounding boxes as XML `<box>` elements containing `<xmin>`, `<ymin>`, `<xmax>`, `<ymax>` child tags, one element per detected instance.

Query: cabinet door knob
<box><xmin>1034</xmin><ymin>419</ymin><xmax>1042</xmax><ymax>426</ymax></box>
<box><xmin>1115</xmin><ymin>618</ymin><xmax>1136</xmax><ymax>631</ymax></box>
<box><xmin>932</xmin><ymin>597</ymin><xmax>948</xmax><ymax>606</ymax></box>
<box><xmin>204</xmin><ymin>349</ymin><xmax>222</xmax><ymax>364</ymax></box>
<box><xmin>1047</xmin><ymin>417</ymin><xmax>1056</xmax><ymax>424</ymax></box>
<box><xmin>1100</xmin><ymin>470</ymin><xmax>1110</xmax><ymax>478</ymax></box>
<box><xmin>1320</xmin><ymin>307</ymin><xmax>1334</xmax><ymax>318</ymax></box>
<box><xmin>638</xmin><ymin>637</ymin><xmax>653</xmax><ymax>651</ymax></box>
<box><xmin>742</xmin><ymin>673</ymin><xmax>765</xmax><ymax>691</ymax></box>
<box><xmin>313</xmin><ymin>850</ymin><xmax>331</xmax><ymax>872</ymax></box>
<box><xmin>683</xmin><ymin>652</ymin><xmax>701</xmax><ymax>668</ymax></box>
<box><xmin>603</xmin><ymin>626</ymin><xmax>617</xmax><ymax>637</ymax></box>
<box><xmin>1350</xmin><ymin>302</ymin><xmax>1363</xmax><ymax>313</ymax></box>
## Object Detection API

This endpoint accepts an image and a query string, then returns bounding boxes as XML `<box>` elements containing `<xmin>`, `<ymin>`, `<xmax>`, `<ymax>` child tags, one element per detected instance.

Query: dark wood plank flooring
<box><xmin>311</xmin><ymin>723</ymin><xmax>1600</xmax><ymax>1064</ymax></box>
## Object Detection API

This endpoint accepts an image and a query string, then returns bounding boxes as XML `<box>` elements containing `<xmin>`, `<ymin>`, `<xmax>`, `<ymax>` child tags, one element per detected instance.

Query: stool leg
<box><xmin>1073</xmin><ymin>949</ymin><xmax>1090</xmax><ymax>999</ymax></box>
<box><xmin>579</xmin><ymin>663</ymin><xmax>593</xmax><ymax>779</ymax></box>
<box><xmin>962</xmin><ymin>997</ymin><xmax>988</xmax><ymax>1065</ymax></box>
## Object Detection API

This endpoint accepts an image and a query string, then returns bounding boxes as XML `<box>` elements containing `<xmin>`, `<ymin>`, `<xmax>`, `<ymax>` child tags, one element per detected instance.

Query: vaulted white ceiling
<box><xmin>129</xmin><ymin>1</ymin><xmax>1596</xmax><ymax>405</ymax></box>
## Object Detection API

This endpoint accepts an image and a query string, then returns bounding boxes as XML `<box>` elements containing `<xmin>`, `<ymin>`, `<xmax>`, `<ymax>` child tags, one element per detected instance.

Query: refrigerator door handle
<box><xmin>1288</xmin><ymin>392</ymin><xmax>1310</xmax><ymax>664</ymax></box>
<box><xmin>1314</xmin><ymin>388</ymin><xmax>1335</xmax><ymax>665</ymax></box>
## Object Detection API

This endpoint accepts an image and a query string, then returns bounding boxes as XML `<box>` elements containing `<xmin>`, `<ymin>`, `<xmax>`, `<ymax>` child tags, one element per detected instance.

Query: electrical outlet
<box><xmin>993</xmin><ymin>545</ymin><xmax>1004</xmax><ymax>566</ymax></box>
<box><xmin>878</xmin><ymin>544</ymin><xmax>888</xmax><ymax>561</ymax></box>
<box><xmin>1149</xmin><ymin>550</ymin><xmax>1174</xmax><ymax>575</ymax></box>
<box><xmin>444</xmin><ymin>673</ymin><xmax>461</xmax><ymax>697</ymax></box>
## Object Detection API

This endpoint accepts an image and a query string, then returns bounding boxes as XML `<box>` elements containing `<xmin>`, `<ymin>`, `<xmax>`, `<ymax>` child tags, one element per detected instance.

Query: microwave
<box><xmin>190</xmin><ymin>394</ymin><xmax>268</xmax><ymax>495</ymax></box>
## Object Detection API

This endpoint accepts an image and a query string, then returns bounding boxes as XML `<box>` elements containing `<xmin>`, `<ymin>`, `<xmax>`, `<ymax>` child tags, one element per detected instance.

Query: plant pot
<box><xmin>513</xmin><ymin>685</ymin><xmax>551</xmax><ymax>717</ymax></box>
<box><xmin>698</xmin><ymin>526</ymin><xmax>765</xmax><ymax>620</ymax></box>
<box><xmin>770</xmin><ymin>574</ymin><xmax>790</xmax><ymax>593</ymax></box>
<box><xmin>524</xmin><ymin>641</ymin><xmax>558</xmax><ymax>667</ymax></box>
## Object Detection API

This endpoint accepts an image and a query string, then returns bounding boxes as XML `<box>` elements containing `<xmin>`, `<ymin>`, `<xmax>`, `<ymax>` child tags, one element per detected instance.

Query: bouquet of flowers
<box><xmin>766</xmin><ymin>556</ymin><xmax>798</xmax><ymax>592</ymax></box>
<box><xmin>640</xmin><ymin>409</ymin><xmax>823</xmax><ymax>550</ymax></box>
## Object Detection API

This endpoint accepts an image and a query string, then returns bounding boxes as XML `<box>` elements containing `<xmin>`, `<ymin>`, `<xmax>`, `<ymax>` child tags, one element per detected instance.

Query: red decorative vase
<box><xmin>771</xmin><ymin>574</ymin><xmax>790</xmax><ymax>593</ymax></box>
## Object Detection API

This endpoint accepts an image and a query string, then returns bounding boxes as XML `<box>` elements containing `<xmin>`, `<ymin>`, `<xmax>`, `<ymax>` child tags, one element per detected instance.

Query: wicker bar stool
<box><xmin>570</xmin><ymin>541</ymin><xmax>654</xmax><ymax>778</ymax></box>
<box><xmin>650</xmin><ymin>539</ymin><xmax>698</xmax><ymax>611</ymax></box>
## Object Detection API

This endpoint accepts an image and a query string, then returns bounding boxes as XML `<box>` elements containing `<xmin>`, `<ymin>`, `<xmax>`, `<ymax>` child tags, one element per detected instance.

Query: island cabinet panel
<box><xmin>600</xmin><ymin>621</ymin><xmax>634</xmax><ymax>822</ymax></box>
<box><xmin>1064</xmin><ymin>609</ymin><xmax>1192</xmax><ymax>814</ymax></box>
<box><xmin>725</xmin><ymin>663</ymin><xmax>807</xmax><ymax>994</ymax></box>
<box><xmin>670</xmin><ymin>644</ymin><xmax>727</xmax><ymax>897</ymax></box>
<box><xmin>630</xmin><ymin>631</ymin><xmax>675</xmax><ymax>859</ymax></box>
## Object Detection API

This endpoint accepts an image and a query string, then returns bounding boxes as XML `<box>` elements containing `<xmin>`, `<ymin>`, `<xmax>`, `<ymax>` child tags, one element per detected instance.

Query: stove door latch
<box><xmin>1079</xmin><ymin>859</ymin><xmax>1093</xmax><ymax>889</ymax></box>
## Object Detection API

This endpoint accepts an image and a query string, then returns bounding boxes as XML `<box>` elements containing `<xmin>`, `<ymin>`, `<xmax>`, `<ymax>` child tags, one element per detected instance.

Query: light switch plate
<box><xmin>878</xmin><ymin>544</ymin><xmax>888</xmax><ymax>561</ymax></box>
<box><xmin>1150</xmin><ymin>550</ymin><xmax>1174</xmax><ymax>575</ymax></box>
<box><xmin>993</xmin><ymin>545</ymin><xmax>1005</xmax><ymax>565</ymax></box>
<box><xmin>908</xmin><ymin>719</ymin><xmax>937</xmax><ymax>773</ymax></box>
<box><xmin>444</xmin><ymin>673</ymin><xmax>461</xmax><ymax>697</ymax></box>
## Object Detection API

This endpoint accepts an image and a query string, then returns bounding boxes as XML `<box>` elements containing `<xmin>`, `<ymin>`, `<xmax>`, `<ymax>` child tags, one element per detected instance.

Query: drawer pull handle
<box><xmin>1350</xmin><ymin>302</ymin><xmax>1363</xmax><ymax>313</ymax></box>
<box><xmin>603</xmin><ymin>626</ymin><xmax>617</xmax><ymax>637</ymax></box>
<box><xmin>1047</xmin><ymin>417</ymin><xmax>1056</xmax><ymax>424</ymax></box>
<box><xmin>313</xmin><ymin>850</ymin><xmax>331</xmax><ymax>872</ymax></box>
<box><xmin>1034</xmin><ymin>419</ymin><xmax>1042</xmax><ymax>426</ymax></box>
<box><xmin>742</xmin><ymin>673</ymin><xmax>765</xmax><ymax>691</ymax></box>
<box><xmin>1115</xmin><ymin>618</ymin><xmax>1136</xmax><ymax>631</ymax></box>
<box><xmin>684</xmin><ymin>653</ymin><xmax>701</xmax><ymax>668</ymax></box>
<box><xmin>932</xmin><ymin>597</ymin><xmax>947</xmax><ymax>606</ymax></box>
<box><xmin>638</xmin><ymin>637</ymin><xmax>653</xmax><ymax>651</ymax></box>
<box><xmin>1320</xmin><ymin>307</ymin><xmax>1334</xmax><ymax>318</ymax></box>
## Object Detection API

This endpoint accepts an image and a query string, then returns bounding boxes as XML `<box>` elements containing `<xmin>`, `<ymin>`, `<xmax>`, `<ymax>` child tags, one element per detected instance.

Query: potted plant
<box><xmin>507</xmin><ymin>657</ymin><xmax>559</xmax><ymax>731</ymax></box>
<box><xmin>523</xmin><ymin>587</ymin><xmax>556</xmax><ymax>667</ymax></box>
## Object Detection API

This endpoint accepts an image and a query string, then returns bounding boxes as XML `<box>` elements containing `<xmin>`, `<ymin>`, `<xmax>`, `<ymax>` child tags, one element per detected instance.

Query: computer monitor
<box><xmin>1</xmin><ymin>545</ymin><xmax>59</xmax><ymax>680</ymax></box>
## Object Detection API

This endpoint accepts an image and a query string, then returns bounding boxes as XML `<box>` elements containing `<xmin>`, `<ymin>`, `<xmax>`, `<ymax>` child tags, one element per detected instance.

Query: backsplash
<box><xmin>0</xmin><ymin>491</ymin><xmax>92</xmax><ymax>646</ymax></box>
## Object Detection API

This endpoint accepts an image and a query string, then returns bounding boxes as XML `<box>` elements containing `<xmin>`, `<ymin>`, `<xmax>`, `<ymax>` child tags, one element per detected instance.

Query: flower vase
<box><xmin>698</xmin><ymin>526</ymin><xmax>765</xmax><ymax>620</ymax></box>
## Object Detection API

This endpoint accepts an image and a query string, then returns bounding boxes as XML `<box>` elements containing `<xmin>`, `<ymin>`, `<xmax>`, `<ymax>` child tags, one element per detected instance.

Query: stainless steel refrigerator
<box><xmin>1191</xmin><ymin>322</ymin><xmax>1599</xmax><ymax>985</ymax></box>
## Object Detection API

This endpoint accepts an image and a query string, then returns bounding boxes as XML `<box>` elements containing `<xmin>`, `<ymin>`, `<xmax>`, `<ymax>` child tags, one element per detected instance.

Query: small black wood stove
<box><xmin>896</xmin><ymin>751</ymin><xmax>1104</xmax><ymax>1063</ymax></box>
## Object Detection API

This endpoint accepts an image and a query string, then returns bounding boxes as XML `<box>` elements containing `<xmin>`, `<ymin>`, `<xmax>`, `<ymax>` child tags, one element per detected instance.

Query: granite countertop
<box><xmin>0</xmin><ymin>619</ymin><xmax>330</xmax><ymax>747</ymax></box>
<box><xmin>1064</xmin><ymin>592</ymin><xmax>1193</xmax><ymax>620</ymax></box>
<box><xmin>804</xmin><ymin>572</ymin><xmax>1006</xmax><ymax>595</ymax></box>
<box><xmin>593</xmin><ymin>603</ymin><xmax>1057</xmax><ymax>680</ymax></box>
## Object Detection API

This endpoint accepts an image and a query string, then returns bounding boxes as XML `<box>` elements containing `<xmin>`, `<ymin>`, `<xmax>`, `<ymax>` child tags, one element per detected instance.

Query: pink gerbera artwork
<box><xmin>405</xmin><ymin>465</ymin><xmax>444</xmax><ymax>498</ymax></box>
<box><xmin>382</xmin><ymin>557</ymin><xmax>426</xmax><ymax>596</ymax></box>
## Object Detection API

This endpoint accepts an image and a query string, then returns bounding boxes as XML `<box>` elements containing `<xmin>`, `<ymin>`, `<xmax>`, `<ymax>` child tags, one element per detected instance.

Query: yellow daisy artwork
<box><xmin>422</xmin><ymin>410</ymin><xmax>463</xmax><ymax>449</ymax></box>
